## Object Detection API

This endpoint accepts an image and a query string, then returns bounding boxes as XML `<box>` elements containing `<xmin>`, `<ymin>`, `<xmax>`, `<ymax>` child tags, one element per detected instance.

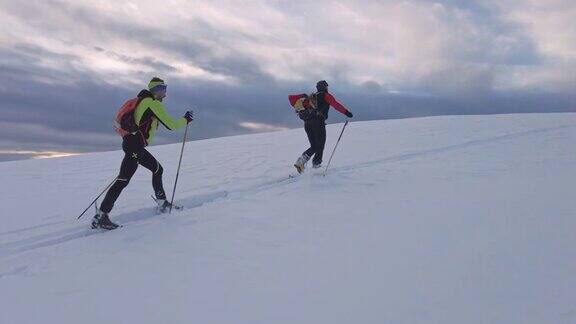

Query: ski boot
<box><xmin>156</xmin><ymin>199</ymin><xmax>183</xmax><ymax>214</ymax></box>
<box><xmin>91</xmin><ymin>210</ymin><xmax>119</xmax><ymax>230</ymax></box>
<box><xmin>294</xmin><ymin>154</ymin><xmax>310</xmax><ymax>174</ymax></box>
<box><xmin>312</xmin><ymin>163</ymin><xmax>322</xmax><ymax>169</ymax></box>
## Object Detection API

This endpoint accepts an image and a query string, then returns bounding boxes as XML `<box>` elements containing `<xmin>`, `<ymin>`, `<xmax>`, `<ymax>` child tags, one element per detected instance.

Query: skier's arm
<box><xmin>148</xmin><ymin>100</ymin><xmax>187</xmax><ymax>130</ymax></box>
<box><xmin>324</xmin><ymin>93</ymin><xmax>350</xmax><ymax>115</ymax></box>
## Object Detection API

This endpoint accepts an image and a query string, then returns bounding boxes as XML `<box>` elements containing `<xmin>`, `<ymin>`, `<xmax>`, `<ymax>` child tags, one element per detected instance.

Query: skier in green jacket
<box><xmin>92</xmin><ymin>77</ymin><xmax>194</xmax><ymax>230</ymax></box>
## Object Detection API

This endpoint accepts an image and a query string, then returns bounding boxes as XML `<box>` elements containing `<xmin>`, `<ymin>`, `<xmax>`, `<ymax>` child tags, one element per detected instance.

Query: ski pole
<box><xmin>170</xmin><ymin>122</ymin><xmax>190</xmax><ymax>214</ymax></box>
<box><xmin>323</xmin><ymin>119</ymin><xmax>349</xmax><ymax>176</ymax></box>
<box><xmin>77</xmin><ymin>178</ymin><xmax>116</xmax><ymax>219</ymax></box>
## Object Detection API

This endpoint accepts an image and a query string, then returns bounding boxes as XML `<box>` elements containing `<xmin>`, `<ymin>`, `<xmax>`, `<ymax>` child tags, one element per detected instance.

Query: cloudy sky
<box><xmin>0</xmin><ymin>0</ymin><xmax>574</xmax><ymax>161</ymax></box>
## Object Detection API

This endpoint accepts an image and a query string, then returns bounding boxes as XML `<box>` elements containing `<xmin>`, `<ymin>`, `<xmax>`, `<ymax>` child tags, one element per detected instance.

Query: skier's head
<box><xmin>316</xmin><ymin>80</ymin><xmax>328</xmax><ymax>92</ymax></box>
<box><xmin>148</xmin><ymin>77</ymin><xmax>167</xmax><ymax>100</ymax></box>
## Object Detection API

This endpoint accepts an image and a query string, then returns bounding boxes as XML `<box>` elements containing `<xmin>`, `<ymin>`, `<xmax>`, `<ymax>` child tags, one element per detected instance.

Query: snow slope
<box><xmin>1</xmin><ymin>113</ymin><xmax>575</xmax><ymax>324</ymax></box>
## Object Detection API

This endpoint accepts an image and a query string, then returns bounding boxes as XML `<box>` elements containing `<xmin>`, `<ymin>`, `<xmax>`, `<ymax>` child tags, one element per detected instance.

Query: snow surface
<box><xmin>1</xmin><ymin>113</ymin><xmax>576</xmax><ymax>324</ymax></box>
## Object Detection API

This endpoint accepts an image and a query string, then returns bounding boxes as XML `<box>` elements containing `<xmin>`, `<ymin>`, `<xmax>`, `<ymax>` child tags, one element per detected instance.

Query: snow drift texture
<box><xmin>1</xmin><ymin>113</ymin><xmax>575</xmax><ymax>324</ymax></box>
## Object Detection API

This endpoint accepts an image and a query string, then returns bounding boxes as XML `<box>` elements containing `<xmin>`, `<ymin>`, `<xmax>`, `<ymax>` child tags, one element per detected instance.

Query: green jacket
<box><xmin>134</xmin><ymin>91</ymin><xmax>187</xmax><ymax>145</ymax></box>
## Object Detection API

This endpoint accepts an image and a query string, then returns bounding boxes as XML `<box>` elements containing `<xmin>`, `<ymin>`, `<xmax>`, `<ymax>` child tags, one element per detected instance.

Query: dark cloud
<box><xmin>104</xmin><ymin>50</ymin><xmax>178</xmax><ymax>74</ymax></box>
<box><xmin>5</xmin><ymin>0</ymin><xmax>273</xmax><ymax>84</ymax></box>
<box><xmin>3</xmin><ymin>69</ymin><xmax>572</xmax><ymax>160</ymax></box>
<box><xmin>361</xmin><ymin>81</ymin><xmax>383</xmax><ymax>92</ymax></box>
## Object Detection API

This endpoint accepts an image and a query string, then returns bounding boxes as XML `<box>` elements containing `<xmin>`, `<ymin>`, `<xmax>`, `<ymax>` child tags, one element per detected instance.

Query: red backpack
<box><xmin>288</xmin><ymin>92</ymin><xmax>320</xmax><ymax>121</ymax></box>
<box><xmin>113</xmin><ymin>97</ymin><xmax>141</xmax><ymax>137</ymax></box>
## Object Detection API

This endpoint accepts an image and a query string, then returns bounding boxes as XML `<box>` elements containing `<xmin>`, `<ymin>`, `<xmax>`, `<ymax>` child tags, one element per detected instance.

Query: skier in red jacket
<box><xmin>290</xmin><ymin>80</ymin><xmax>353</xmax><ymax>173</ymax></box>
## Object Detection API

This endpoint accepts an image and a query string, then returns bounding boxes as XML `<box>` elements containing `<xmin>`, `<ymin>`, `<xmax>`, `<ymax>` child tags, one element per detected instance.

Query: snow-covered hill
<box><xmin>1</xmin><ymin>113</ymin><xmax>575</xmax><ymax>324</ymax></box>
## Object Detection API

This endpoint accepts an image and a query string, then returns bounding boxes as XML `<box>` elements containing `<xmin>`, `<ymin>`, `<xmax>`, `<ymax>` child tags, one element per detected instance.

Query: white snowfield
<box><xmin>1</xmin><ymin>113</ymin><xmax>575</xmax><ymax>324</ymax></box>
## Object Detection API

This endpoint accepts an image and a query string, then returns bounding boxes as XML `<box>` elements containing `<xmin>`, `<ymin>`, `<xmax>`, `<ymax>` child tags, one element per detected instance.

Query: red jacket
<box><xmin>323</xmin><ymin>92</ymin><xmax>349</xmax><ymax>115</ymax></box>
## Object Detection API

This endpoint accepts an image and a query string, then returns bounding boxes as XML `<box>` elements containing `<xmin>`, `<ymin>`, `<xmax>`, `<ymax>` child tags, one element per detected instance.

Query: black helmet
<box><xmin>316</xmin><ymin>80</ymin><xmax>328</xmax><ymax>91</ymax></box>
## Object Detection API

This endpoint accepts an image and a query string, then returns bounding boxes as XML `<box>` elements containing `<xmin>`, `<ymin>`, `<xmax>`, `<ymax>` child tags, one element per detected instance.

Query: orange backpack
<box><xmin>113</xmin><ymin>97</ymin><xmax>141</xmax><ymax>137</ymax></box>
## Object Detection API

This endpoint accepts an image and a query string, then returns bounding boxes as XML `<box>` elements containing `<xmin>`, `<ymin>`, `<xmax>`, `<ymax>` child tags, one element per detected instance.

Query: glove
<box><xmin>345</xmin><ymin>111</ymin><xmax>353</xmax><ymax>118</ymax></box>
<box><xmin>184</xmin><ymin>110</ymin><xmax>194</xmax><ymax>123</ymax></box>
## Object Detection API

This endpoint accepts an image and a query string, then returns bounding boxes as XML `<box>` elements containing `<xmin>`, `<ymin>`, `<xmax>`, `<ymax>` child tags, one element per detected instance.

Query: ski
<box><xmin>89</xmin><ymin>224</ymin><xmax>123</xmax><ymax>231</ymax></box>
<box><xmin>150</xmin><ymin>195</ymin><xmax>184</xmax><ymax>214</ymax></box>
<box><xmin>90</xmin><ymin>218</ymin><xmax>122</xmax><ymax>231</ymax></box>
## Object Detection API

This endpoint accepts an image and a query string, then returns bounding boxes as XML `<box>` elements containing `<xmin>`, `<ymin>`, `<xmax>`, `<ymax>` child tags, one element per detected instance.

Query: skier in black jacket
<box><xmin>290</xmin><ymin>80</ymin><xmax>353</xmax><ymax>173</ymax></box>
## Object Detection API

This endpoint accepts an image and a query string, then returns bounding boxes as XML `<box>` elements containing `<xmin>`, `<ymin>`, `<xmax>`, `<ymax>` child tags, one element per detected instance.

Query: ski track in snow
<box><xmin>0</xmin><ymin>169</ymin><xmax>321</xmax><ymax>258</ymax></box>
<box><xmin>0</xmin><ymin>266</ymin><xmax>28</xmax><ymax>279</ymax></box>
<box><xmin>0</xmin><ymin>220</ymin><xmax>71</xmax><ymax>237</ymax></box>
<box><xmin>0</xmin><ymin>190</ymin><xmax>230</xmax><ymax>257</ymax></box>
<box><xmin>333</xmin><ymin>124</ymin><xmax>575</xmax><ymax>173</ymax></box>
<box><xmin>1</xmin><ymin>123</ymin><xmax>571</xmax><ymax>258</ymax></box>
<box><xmin>0</xmin><ymin>171</ymin><xmax>313</xmax><ymax>258</ymax></box>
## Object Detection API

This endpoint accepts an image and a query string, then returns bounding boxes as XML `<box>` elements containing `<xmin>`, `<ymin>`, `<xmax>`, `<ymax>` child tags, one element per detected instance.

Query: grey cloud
<box><xmin>0</xmin><ymin>0</ymin><xmax>566</xmax><ymax>89</ymax></box>
<box><xmin>361</xmin><ymin>81</ymin><xmax>383</xmax><ymax>92</ymax></box>
<box><xmin>14</xmin><ymin>43</ymin><xmax>81</xmax><ymax>63</ymax></box>
<box><xmin>104</xmin><ymin>51</ymin><xmax>178</xmax><ymax>74</ymax></box>
<box><xmin>0</xmin><ymin>68</ymin><xmax>574</xmax><ymax>161</ymax></box>
<box><xmin>21</xmin><ymin>0</ymin><xmax>271</xmax><ymax>84</ymax></box>
<box><xmin>0</xmin><ymin>1</ymin><xmax>532</xmax><ymax>90</ymax></box>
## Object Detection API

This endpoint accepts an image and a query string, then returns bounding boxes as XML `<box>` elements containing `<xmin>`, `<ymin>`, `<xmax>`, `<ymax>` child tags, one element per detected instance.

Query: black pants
<box><xmin>100</xmin><ymin>134</ymin><xmax>165</xmax><ymax>213</ymax></box>
<box><xmin>303</xmin><ymin>119</ymin><xmax>327</xmax><ymax>166</ymax></box>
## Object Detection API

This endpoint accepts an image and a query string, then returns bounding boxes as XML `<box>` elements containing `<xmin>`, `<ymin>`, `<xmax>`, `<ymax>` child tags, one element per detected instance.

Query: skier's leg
<box><xmin>100</xmin><ymin>134</ymin><xmax>142</xmax><ymax>214</ymax></box>
<box><xmin>295</xmin><ymin>122</ymin><xmax>315</xmax><ymax>173</ymax></box>
<box><xmin>302</xmin><ymin>122</ymin><xmax>316</xmax><ymax>158</ymax></box>
<box><xmin>312</xmin><ymin>122</ymin><xmax>327</xmax><ymax>166</ymax></box>
<box><xmin>137</xmin><ymin>148</ymin><xmax>182</xmax><ymax>212</ymax></box>
<box><xmin>100</xmin><ymin>152</ymin><xmax>138</xmax><ymax>213</ymax></box>
<box><xmin>137</xmin><ymin>149</ymin><xmax>166</xmax><ymax>200</ymax></box>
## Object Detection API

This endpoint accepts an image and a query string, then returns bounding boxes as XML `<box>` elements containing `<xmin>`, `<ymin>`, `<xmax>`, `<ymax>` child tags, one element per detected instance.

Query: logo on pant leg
<box><xmin>132</xmin><ymin>153</ymin><xmax>138</xmax><ymax>159</ymax></box>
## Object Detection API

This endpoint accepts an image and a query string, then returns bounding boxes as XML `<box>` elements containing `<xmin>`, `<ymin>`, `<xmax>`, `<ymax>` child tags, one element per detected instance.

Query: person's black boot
<box><xmin>91</xmin><ymin>210</ymin><xmax>119</xmax><ymax>230</ymax></box>
<box><xmin>294</xmin><ymin>154</ymin><xmax>310</xmax><ymax>174</ymax></box>
<box><xmin>156</xmin><ymin>199</ymin><xmax>183</xmax><ymax>214</ymax></box>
